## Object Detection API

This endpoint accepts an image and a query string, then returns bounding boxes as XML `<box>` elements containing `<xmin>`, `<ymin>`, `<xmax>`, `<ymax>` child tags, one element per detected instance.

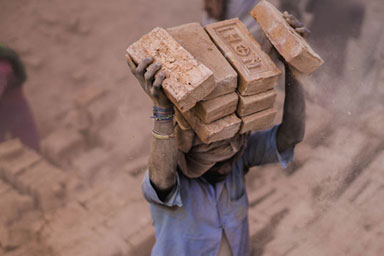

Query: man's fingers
<box><xmin>152</xmin><ymin>72</ymin><xmax>166</xmax><ymax>98</ymax></box>
<box><xmin>144</xmin><ymin>62</ymin><xmax>161</xmax><ymax>84</ymax></box>
<box><xmin>295</xmin><ymin>27</ymin><xmax>311</xmax><ymax>38</ymax></box>
<box><xmin>126</xmin><ymin>54</ymin><xmax>137</xmax><ymax>74</ymax></box>
<box><xmin>283</xmin><ymin>11</ymin><xmax>303</xmax><ymax>28</ymax></box>
<box><xmin>283</xmin><ymin>11</ymin><xmax>292</xmax><ymax>19</ymax></box>
<box><xmin>136</xmin><ymin>56</ymin><xmax>154</xmax><ymax>77</ymax></box>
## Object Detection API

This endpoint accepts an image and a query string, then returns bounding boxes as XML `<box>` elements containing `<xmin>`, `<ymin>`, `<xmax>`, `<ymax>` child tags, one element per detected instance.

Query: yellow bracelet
<box><xmin>152</xmin><ymin>130</ymin><xmax>176</xmax><ymax>140</ymax></box>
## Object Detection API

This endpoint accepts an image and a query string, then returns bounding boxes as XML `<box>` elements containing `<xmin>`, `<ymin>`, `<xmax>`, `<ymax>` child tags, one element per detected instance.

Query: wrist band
<box><xmin>152</xmin><ymin>106</ymin><xmax>175</xmax><ymax>121</ymax></box>
<box><xmin>153</xmin><ymin>106</ymin><xmax>174</xmax><ymax>113</ymax></box>
<box><xmin>152</xmin><ymin>130</ymin><xmax>175</xmax><ymax>140</ymax></box>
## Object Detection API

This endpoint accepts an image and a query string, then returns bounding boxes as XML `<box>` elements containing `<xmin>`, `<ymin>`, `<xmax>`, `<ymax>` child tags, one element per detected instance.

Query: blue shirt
<box><xmin>142</xmin><ymin>125</ymin><xmax>294</xmax><ymax>256</ymax></box>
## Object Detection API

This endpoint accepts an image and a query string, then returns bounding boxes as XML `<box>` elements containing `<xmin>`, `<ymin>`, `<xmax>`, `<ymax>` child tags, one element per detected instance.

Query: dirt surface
<box><xmin>0</xmin><ymin>0</ymin><xmax>383</xmax><ymax>255</ymax></box>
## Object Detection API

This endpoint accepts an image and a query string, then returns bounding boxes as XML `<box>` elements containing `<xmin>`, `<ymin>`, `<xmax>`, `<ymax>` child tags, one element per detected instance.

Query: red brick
<box><xmin>205</xmin><ymin>18</ymin><xmax>281</xmax><ymax>96</ymax></box>
<box><xmin>174</xmin><ymin>108</ymin><xmax>191</xmax><ymax>130</ymax></box>
<box><xmin>16</xmin><ymin>160</ymin><xmax>67</xmax><ymax>211</ymax></box>
<box><xmin>239</xmin><ymin>108</ymin><xmax>277</xmax><ymax>133</ymax></box>
<box><xmin>167</xmin><ymin>23</ymin><xmax>238</xmax><ymax>100</ymax></box>
<box><xmin>0</xmin><ymin>179</ymin><xmax>11</xmax><ymax>195</ymax></box>
<box><xmin>251</xmin><ymin>0</ymin><xmax>324</xmax><ymax>74</ymax></box>
<box><xmin>74</xmin><ymin>86</ymin><xmax>107</xmax><ymax>108</ymax></box>
<box><xmin>127</xmin><ymin>224</ymin><xmax>155</xmax><ymax>256</ymax></box>
<box><xmin>41</xmin><ymin>128</ymin><xmax>85</xmax><ymax>165</ymax></box>
<box><xmin>360</xmin><ymin>105</ymin><xmax>384</xmax><ymax>138</ymax></box>
<box><xmin>0</xmin><ymin>139</ymin><xmax>23</xmax><ymax>160</ymax></box>
<box><xmin>192</xmin><ymin>92</ymin><xmax>238</xmax><ymax>123</ymax></box>
<box><xmin>122</xmin><ymin>155</ymin><xmax>149</xmax><ymax>177</ymax></box>
<box><xmin>83</xmin><ymin>190</ymin><xmax>127</xmax><ymax>218</ymax></box>
<box><xmin>181</xmin><ymin>111</ymin><xmax>241</xmax><ymax>144</ymax></box>
<box><xmin>0</xmin><ymin>189</ymin><xmax>34</xmax><ymax>224</ymax></box>
<box><xmin>0</xmin><ymin>149</ymin><xmax>41</xmax><ymax>187</ymax></box>
<box><xmin>70</xmin><ymin>148</ymin><xmax>111</xmax><ymax>180</ymax></box>
<box><xmin>237</xmin><ymin>89</ymin><xmax>276</xmax><ymax>117</ymax></box>
<box><xmin>127</xmin><ymin>27</ymin><xmax>215</xmax><ymax>112</ymax></box>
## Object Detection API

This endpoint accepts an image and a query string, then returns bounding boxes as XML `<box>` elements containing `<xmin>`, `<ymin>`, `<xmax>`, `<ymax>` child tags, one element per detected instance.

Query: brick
<box><xmin>0</xmin><ymin>180</ymin><xmax>11</xmax><ymax>195</ymax></box>
<box><xmin>248</xmin><ymin>216</ymin><xmax>270</xmax><ymax>237</ymax></box>
<box><xmin>0</xmin><ymin>149</ymin><xmax>41</xmax><ymax>186</ymax></box>
<box><xmin>0</xmin><ymin>139</ymin><xmax>23</xmax><ymax>160</ymax></box>
<box><xmin>84</xmin><ymin>190</ymin><xmax>127</xmax><ymax>218</ymax></box>
<box><xmin>360</xmin><ymin>105</ymin><xmax>384</xmax><ymax>138</ymax></box>
<box><xmin>104</xmin><ymin>201</ymin><xmax>151</xmax><ymax>243</ymax></box>
<box><xmin>239</xmin><ymin>108</ymin><xmax>277</xmax><ymax>133</ymax></box>
<box><xmin>127</xmin><ymin>224</ymin><xmax>155</xmax><ymax>256</ymax></box>
<box><xmin>248</xmin><ymin>186</ymin><xmax>276</xmax><ymax>207</ymax></box>
<box><xmin>192</xmin><ymin>92</ymin><xmax>238</xmax><ymax>123</ymax></box>
<box><xmin>353</xmin><ymin>180</ymin><xmax>381</xmax><ymax>206</ymax></box>
<box><xmin>86</xmin><ymin>93</ymin><xmax>117</xmax><ymax>128</ymax></box>
<box><xmin>74</xmin><ymin>86</ymin><xmax>107</xmax><ymax>108</ymax></box>
<box><xmin>71</xmin><ymin>148</ymin><xmax>110</xmax><ymax>180</ymax></box>
<box><xmin>16</xmin><ymin>160</ymin><xmax>67</xmax><ymax>210</ymax></box>
<box><xmin>167</xmin><ymin>23</ymin><xmax>237</xmax><ymax>100</ymax></box>
<box><xmin>127</xmin><ymin>27</ymin><xmax>215</xmax><ymax>112</ymax></box>
<box><xmin>175</xmin><ymin>108</ymin><xmax>191</xmax><ymax>130</ymax></box>
<box><xmin>122</xmin><ymin>155</ymin><xmax>148</xmax><ymax>177</ymax></box>
<box><xmin>237</xmin><ymin>89</ymin><xmax>276</xmax><ymax>117</ymax></box>
<box><xmin>251</xmin><ymin>0</ymin><xmax>324</xmax><ymax>74</ymax></box>
<box><xmin>181</xmin><ymin>110</ymin><xmax>241</xmax><ymax>144</ymax></box>
<box><xmin>205</xmin><ymin>18</ymin><xmax>281</xmax><ymax>96</ymax></box>
<box><xmin>41</xmin><ymin>128</ymin><xmax>85</xmax><ymax>165</ymax></box>
<box><xmin>0</xmin><ymin>189</ymin><xmax>34</xmax><ymax>223</ymax></box>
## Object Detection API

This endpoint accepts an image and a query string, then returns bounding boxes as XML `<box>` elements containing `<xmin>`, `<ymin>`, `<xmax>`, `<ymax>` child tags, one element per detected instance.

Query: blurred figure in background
<box><xmin>0</xmin><ymin>45</ymin><xmax>40</xmax><ymax>151</ymax></box>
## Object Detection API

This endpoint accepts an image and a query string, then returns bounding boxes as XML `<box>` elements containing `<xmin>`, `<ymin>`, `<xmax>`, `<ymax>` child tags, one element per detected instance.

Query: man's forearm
<box><xmin>277</xmin><ymin>64</ymin><xmax>306</xmax><ymax>153</ymax></box>
<box><xmin>149</xmin><ymin>118</ymin><xmax>178</xmax><ymax>196</ymax></box>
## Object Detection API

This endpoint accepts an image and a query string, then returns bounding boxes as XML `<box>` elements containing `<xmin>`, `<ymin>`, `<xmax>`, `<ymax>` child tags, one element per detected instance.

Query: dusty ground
<box><xmin>0</xmin><ymin>0</ymin><xmax>383</xmax><ymax>255</ymax></box>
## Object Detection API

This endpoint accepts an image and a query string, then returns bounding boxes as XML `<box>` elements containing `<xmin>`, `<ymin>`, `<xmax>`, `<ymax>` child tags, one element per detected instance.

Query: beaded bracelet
<box><xmin>152</xmin><ymin>129</ymin><xmax>175</xmax><ymax>140</ymax></box>
<box><xmin>151</xmin><ymin>106</ymin><xmax>174</xmax><ymax>122</ymax></box>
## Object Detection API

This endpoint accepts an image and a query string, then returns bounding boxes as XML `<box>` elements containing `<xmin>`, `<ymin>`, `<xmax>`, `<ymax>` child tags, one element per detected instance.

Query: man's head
<box><xmin>0</xmin><ymin>46</ymin><xmax>27</xmax><ymax>95</ymax></box>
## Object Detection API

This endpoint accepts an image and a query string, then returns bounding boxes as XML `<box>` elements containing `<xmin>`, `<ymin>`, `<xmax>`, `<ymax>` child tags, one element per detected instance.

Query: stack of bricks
<box><xmin>205</xmin><ymin>18</ymin><xmax>280</xmax><ymax>134</ymax></box>
<box><xmin>126</xmin><ymin>0</ymin><xmax>322</xmax><ymax>144</ymax></box>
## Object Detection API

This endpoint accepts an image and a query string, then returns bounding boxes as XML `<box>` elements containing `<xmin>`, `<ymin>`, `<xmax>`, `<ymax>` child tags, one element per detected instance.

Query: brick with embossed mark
<box><xmin>205</xmin><ymin>18</ymin><xmax>281</xmax><ymax>96</ymax></box>
<box><xmin>167</xmin><ymin>23</ymin><xmax>237</xmax><ymax>100</ymax></box>
<box><xmin>127</xmin><ymin>27</ymin><xmax>215</xmax><ymax>112</ymax></box>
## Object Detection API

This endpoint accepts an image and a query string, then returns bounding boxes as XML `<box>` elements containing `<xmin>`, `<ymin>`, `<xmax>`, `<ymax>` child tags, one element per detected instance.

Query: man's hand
<box><xmin>126</xmin><ymin>55</ymin><xmax>173</xmax><ymax>108</ymax></box>
<box><xmin>283</xmin><ymin>11</ymin><xmax>311</xmax><ymax>39</ymax></box>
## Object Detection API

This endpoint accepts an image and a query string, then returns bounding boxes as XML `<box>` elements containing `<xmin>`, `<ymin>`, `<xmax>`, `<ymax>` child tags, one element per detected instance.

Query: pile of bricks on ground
<box><xmin>244</xmin><ymin>97</ymin><xmax>384</xmax><ymax>255</ymax></box>
<box><xmin>0</xmin><ymin>138</ymin><xmax>155</xmax><ymax>256</ymax></box>
<box><xmin>127</xmin><ymin>0</ymin><xmax>323</xmax><ymax>144</ymax></box>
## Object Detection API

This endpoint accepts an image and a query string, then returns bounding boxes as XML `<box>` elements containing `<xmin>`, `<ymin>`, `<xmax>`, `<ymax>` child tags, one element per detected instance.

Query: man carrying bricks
<box><xmin>126</xmin><ymin>13</ymin><xmax>307</xmax><ymax>256</ymax></box>
<box><xmin>0</xmin><ymin>45</ymin><xmax>40</xmax><ymax>151</ymax></box>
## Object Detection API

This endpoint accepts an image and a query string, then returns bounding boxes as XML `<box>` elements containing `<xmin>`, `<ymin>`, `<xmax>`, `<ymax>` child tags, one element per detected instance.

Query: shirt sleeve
<box><xmin>242</xmin><ymin>124</ymin><xmax>294</xmax><ymax>168</ymax></box>
<box><xmin>141</xmin><ymin>171</ymin><xmax>183</xmax><ymax>207</ymax></box>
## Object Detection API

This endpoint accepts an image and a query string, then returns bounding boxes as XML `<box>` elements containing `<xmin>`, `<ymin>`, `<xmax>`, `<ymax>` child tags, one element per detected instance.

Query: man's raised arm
<box><xmin>127</xmin><ymin>56</ymin><xmax>178</xmax><ymax>201</ymax></box>
<box><xmin>276</xmin><ymin>12</ymin><xmax>307</xmax><ymax>153</ymax></box>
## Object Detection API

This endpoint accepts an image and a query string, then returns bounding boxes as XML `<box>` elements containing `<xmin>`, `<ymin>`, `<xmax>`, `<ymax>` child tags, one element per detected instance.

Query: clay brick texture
<box><xmin>205</xmin><ymin>18</ymin><xmax>281</xmax><ymax>96</ymax></box>
<box><xmin>167</xmin><ymin>23</ymin><xmax>238</xmax><ymax>100</ymax></box>
<box><xmin>251</xmin><ymin>0</ymin><xmax>324</xmax><ymax>74</ymax></box>
<box><xmin>127</xmin><ymin>27</ymin><xmax>215</xmax><ymax>112</ymax></box>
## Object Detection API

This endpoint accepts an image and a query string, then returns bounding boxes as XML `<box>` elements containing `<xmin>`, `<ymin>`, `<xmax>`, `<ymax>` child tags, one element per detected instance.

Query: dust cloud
<box><xmin>0</xmin><ymin>0</ymin><xmax>383</xmax><ymax>255</ymax></box>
